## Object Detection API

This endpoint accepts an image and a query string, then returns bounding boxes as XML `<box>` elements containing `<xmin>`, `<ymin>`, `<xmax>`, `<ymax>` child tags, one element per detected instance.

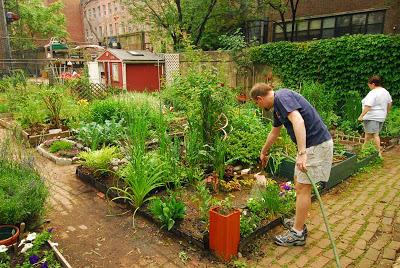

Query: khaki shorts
<box><xmin>363</xmin><ymin>120</ymin><xmax>383</xmax><ymax>134</ymax></box>
<box><xmin>295</xmin><ymin>139</ymin><xmax>333</xmax><ymax>185</ymax></box>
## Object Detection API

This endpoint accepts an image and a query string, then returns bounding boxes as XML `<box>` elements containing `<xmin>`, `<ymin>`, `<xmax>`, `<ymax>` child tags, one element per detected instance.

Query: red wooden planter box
<box><xmin>209</xmin><ymin>207</ymin><xmax>240</xmax><ymax>261</ymax></box>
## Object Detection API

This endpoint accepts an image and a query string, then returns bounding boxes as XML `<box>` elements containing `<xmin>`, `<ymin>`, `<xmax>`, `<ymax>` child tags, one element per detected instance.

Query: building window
<box><xmin>108</xmin><ymin>3</ymin><xmax>112</xmax><ymax>14</ymax></box>
<box><xmin>112</xmin><ymin>63</ymin><xmax>119</xmax><ymax>82</ymax></box>
<box><xmin>109</xmin><ymin>24</ymin><xmax>113</xmax><ymax>35</ymax></box>
<box><xmin>99</xmin><ymin>26</ymin><xmax>102</xmax><ymax>37</ymax></box>
<box><xmin>92</xmin><ymin>8</ymin><xmax>96</xmax><ymax>18</ymax></box>
<box><xmin>121</xmin><ymin>22</ymin><xmax>125</xmax><ymax>34</ymax></box>
<box><xmin>114</xmin><ymin>1</ymin><xmax>118</xmax><ymax>12</ymax></box>
<box><xmin>98</xmin><ymin>6</ymin><xmax>101</xmax><ymax>17</ymax></box>
<box><xmin>103</xmin><ymin>5</ymin><xmax>106</xmax><ymax>16</ymax></box>
<box><xmin>115</xmin><ymin>23</ymin><xmax>118</xmax><ymax>35</ymax></box>
<box><xmin>273</xmin><ymin>10</ymin><xmax>385</xmax><ymax>42</ymax></box>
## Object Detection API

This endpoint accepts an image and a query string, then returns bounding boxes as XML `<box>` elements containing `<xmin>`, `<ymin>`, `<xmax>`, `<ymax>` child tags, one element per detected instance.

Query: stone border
<box><xmin>37</xmin><ymin>139</ymin><xmax>84</xmax><ymax>166</ymax></box>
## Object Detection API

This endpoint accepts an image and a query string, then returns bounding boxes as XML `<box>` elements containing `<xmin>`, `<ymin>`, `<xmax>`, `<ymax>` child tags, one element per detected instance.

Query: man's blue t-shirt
<box><xmin>273</xmin><ymin>89</ymin><xmax>331</xmax><ymax>148</ymax></box>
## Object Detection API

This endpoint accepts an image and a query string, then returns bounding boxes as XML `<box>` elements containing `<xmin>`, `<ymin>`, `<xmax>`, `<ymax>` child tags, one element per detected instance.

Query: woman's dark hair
<box><xmin>368</xmin><ymin>75</ymin><xmax>382</xmax><ymax>86</ymax></box>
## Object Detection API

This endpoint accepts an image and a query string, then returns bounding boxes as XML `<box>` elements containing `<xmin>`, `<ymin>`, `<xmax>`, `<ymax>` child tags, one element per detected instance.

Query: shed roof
<box><xmin>98</xmin><ymin>49</ymin><xmax>164</xmax><ymax>63</ymax></box>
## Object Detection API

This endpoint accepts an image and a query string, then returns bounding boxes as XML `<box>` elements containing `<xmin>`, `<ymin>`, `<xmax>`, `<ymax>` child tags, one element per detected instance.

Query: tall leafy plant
<box><xmin>111</xmin><ymin>107</ymin><xmax>164</xmax><ymax>227</ymax></box>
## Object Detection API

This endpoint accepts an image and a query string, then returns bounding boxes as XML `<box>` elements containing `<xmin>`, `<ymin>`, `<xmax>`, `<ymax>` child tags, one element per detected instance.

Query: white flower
<box><xmin>26</xmin><ymin>232</ymin><xmax>37</xmax><ymax>241</ymax></box>
<box><xmin>18</xmin><ymin>239</ymin><xmax>26</xmax><ymax>247</ymax></box>
<box><xmin>21</xmin><ymin>243</ymin><xmax>33</xmax><ymax>253</ymax></box>
<box><xmin>0</xmin><ymin>245</ymin><xmax>8</xmax><ymax>253</ymax></box>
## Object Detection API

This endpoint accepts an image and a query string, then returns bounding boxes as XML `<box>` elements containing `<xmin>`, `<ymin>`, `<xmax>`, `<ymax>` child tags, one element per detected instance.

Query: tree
<box><xmin>81</xmin><ymin>0</ymin><xmax>100</xmax><ymax>43</ymax></box>
<box><xmin>124</xmin><ymin>0</ymin><xmax>218</xmax><ymax>51</ymax></box>
<box><xmin>6</xmin><ymin>0</ymin><xmax>68</xmax><ymax>50</ymax></box>
<box><xmin>264</xmin><ymin>0</ymin><xmax>300</xmax><ymax>41</ymax></box>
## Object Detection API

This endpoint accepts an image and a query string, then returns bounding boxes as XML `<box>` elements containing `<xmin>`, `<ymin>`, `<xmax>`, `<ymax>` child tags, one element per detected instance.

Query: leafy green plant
<box><xmin>78</xmin><ymin>146</ymin><xmax>119</xmax><ymax>174</ymax></box>
<box><xmin>149</xmin><ymin>195</ymin><xmax>186</xmax><ymax>230</ymax></box>
<box><xmin>41</xmin><ymin>85</ymin><xmax>65</xmax><ymax>128</ymax></box>
<box><xmin>240</xmin><ymin>212</ymin><xmax>261</xmax><ymax>238</ymax></box>
<box><xmin>193</xmin><ymin>183</ymin><xmax>216</xmax><ymax>220</ymax></box>
<box><xmin>49</xmin><ymin>140</ymin><xmax>73</xmax><ymax>153</ymax></box>
<box><xmin>75</xmin><ymin>119</ymin><xmax>125</xmax><ymax>150</ymax></box>
<box><xmin>357</xmin><ymin>141</ymin><xmax>378</xmax><ymax>160</ymax></box>
<box><xmin>381</xmin><ymin>106</ymin><xmax>400</xmax><ymax>138</ymax></box>
<box><xmin>88</xmin><ymin>98</ymin><xmax>127</xmax><ymax>123</ymax></box>
<box><xmin>0</xmin><ymin>160</ymin><xmax>48</xmax><ymax>226</ymax></box>
<box><xmin>299</xmin><ymin>81</ymin><xmax>338</xmax><ymax>128</ymax></box>
<box><xmin>111</xmin><ymin>107</ymin><xmax>164</xmax><ymax>227</ymax></box>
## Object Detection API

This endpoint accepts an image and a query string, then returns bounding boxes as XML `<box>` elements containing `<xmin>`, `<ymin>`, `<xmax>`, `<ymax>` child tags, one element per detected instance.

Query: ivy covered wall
<box><xmin>249</xmin><ymin>34</ymin><xmax>400</xmax><ymax>100</ymax></box>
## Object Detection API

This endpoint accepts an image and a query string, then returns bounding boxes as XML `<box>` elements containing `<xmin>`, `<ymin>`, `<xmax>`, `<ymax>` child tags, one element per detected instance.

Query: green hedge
<box><xmin>249</xmin><ymin>34</ymin><xmax>400</xmax><ymax>100</ymax></box>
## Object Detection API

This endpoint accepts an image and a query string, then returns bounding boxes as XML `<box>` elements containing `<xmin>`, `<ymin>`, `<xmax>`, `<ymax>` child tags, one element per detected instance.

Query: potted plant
<box><xmin>208</xmin><ymin>197</ymin><xmax>240</xmax><ymax>261</ymax></box>
<box><xmin>0</xmin><ymin>225</ymin><xmax>19</xmax><ymax>246</ymax></box>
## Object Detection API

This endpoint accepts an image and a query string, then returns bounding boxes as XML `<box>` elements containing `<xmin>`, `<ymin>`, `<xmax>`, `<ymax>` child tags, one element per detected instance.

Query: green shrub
<box><xmin>225</xmin><ymin>104</ymin><xmax>270</xmax><ymax>165</ymax></box>
<box><xmin>149</xmin><ymin>195</ymin><xmax>186</xmax><ymax>230</ymax></box>
<box><xmin>381</xmin><ymin>106</ymin><xmax>400</xmax><ymax>138</ymax></box>
<box><xmin>250</xmin><ymin>35</ymin><xmax>400</xmax><ymax>100</ymax></box>
<box><xmin>298</xmin><ymin>81</ymin><xmax>338</xmax><ymax>128</ymax></box>
<box><xmin>78</xmin><ymin>146</ymin><xmax>119</xmax><ymax>173</ymax></box>
<box><xmin>0</xmin><ymin>160</ymin><xmax>48</xmax><ymax>225</ymax></box>
<box><xmin>49</xmin><ymin>140</ymin><xmax>73</xmax><ymax>153</ymax></box>
<box><xmin>89</xmin><ymin>98</ymin><xmax>127</xmax><ymax>123</ymax></box>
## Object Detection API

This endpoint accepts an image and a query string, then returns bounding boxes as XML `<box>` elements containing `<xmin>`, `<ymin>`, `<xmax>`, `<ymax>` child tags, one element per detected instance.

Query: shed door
<box><xmin>126</xmin><ymin>63</ymin><xmax>161</xmax><ymax>92</ymax></box>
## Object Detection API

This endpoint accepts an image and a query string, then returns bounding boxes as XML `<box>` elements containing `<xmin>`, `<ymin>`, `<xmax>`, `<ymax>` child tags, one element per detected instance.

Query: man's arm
<box><xmin>287</xmin><ymin>110</ymin><xmax>307</xmax><ymax>172</ymax></box>
<box><xmin>260</xmin><ymin>126</ymin><xmax>282</xmax><ymax>167</ymax></box>
<box><xmin>358</xmin><ymin>106</ymin><xmax>371</xmax><ymax>121</ymax></box>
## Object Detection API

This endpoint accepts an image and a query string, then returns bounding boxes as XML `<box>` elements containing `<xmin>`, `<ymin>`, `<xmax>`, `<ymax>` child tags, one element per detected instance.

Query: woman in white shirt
<box><xmin>358</xmin><ymin>75</ymin><xmax>392</xmax><ymax>157</ymax></box>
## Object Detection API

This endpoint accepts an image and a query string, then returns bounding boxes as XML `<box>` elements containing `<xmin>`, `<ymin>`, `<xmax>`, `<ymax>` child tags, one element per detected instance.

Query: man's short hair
<box><xmin>250</xmin><ymin>83</ymin><xmax>273</xmax><ymax>99</ymax></box>
<box><xmin>368</xmin><ymin>75</ymin><xmax>382</xmax><ymax>86</ymax></box>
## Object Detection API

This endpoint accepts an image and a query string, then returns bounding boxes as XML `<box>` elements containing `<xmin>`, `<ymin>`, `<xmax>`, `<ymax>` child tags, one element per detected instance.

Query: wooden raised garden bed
<box><xmin>0</xmin><ymin>117</ymin><xmax>70</xmax><ymax>146</ymax></box>
<box><xmin>266</xmin><ymin>152</ymin><xmax>358</xmax><ymax>190</ymax></box>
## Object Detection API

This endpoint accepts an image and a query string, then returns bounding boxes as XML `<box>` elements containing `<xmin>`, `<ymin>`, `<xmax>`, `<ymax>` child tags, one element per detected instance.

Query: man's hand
<box><xmin>296</xmin><ymin>153</ymin><xmax>307</xmax><ymax>173</ymax></box>
<box><xmin>358</xmin><ymin>115</ymin><xmax>363</xmax><ymax>122</ymax></box>
<box><xmin>260</xmin><ymin>152</ymin><xmax>269</xmax><ymax>168</ymax></box>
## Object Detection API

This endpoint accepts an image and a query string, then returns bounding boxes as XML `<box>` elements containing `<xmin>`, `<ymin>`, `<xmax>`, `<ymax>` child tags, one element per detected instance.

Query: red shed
<box><xmin>96</xmin><ymin>49</ymin><xmax>164</xmax><ymax>92</ymax></box>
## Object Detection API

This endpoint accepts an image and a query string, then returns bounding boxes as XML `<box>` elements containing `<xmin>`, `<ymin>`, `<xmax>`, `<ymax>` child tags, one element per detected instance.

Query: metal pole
<box><xmin>0</xmin><ymin>0</ymin><xmax>12</xmax><ymax>73</ymax></box>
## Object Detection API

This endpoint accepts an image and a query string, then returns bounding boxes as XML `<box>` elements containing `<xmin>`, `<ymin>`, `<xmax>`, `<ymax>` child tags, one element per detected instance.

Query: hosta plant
<box><xmin>149</xmin><ymin>195</ymin><xmax>186</xmax><ymax>230</ymax></box>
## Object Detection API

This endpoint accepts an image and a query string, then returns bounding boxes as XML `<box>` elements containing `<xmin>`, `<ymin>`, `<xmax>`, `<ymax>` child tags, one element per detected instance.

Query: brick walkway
<box><xmin>246</xmin><ymin>146</ymin><xmax>400</xmax><ymax>268</ymax></box>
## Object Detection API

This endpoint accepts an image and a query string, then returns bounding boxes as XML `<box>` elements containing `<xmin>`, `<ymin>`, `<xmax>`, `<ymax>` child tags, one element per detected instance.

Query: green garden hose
<box><xmin>305</xmin><ymin>172</ymin><xmax>342</xmax><ymax>268</ymax></box>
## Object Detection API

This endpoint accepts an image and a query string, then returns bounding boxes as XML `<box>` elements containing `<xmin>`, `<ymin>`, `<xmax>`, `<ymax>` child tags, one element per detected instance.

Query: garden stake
<box><xmin>305</xmin><ymin>171</ymin><xmax>341</xmax><ymax>268</ymax></box>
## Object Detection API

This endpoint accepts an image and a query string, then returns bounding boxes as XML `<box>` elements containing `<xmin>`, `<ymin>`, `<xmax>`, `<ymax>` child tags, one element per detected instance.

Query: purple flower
<box><xmin>40</xmin><ymin>261</ymin><xmax>48</xmax><ymax>268</ymax></box>
<box><xmin>47</xmin><ymin>227</ymin><xmax>54</xmax><ymax>233</ymax></box>
<box><xmin>283</xmin><ymin>184</ymin><xmax>291</xmax><ymax>191</ymax></box>
<box><xmin>29</xmin><ymin>255</ymin><xmax>40</xmax><ymax>264</ymax></box>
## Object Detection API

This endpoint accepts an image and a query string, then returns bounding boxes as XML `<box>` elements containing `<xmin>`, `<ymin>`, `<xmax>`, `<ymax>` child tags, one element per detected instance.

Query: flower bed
<box><xmin>37</xmin><ymin>139</ymin><xmax>85</xmax><ymax>165</ymax></box>
<box><xmin>0</xmin><ymin>230</ymin><xmax>71</xmax><ymax>268</ymax></box>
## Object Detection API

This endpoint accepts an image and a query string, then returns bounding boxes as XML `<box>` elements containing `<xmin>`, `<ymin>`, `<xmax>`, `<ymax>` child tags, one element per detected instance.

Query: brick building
<box><xmin>80</xmin><ymin>0</ymin><xmax>151</xmax><ymax>50</ymax></box>
<box><xmin>45</xmin><ymin>0</ymin><xmax>85</xmax><ymax>43</ymax></box>
<box><xmin>246</xmin><ymin>0</ymin><xmax>400</xmax><ymax>43</ymax></box>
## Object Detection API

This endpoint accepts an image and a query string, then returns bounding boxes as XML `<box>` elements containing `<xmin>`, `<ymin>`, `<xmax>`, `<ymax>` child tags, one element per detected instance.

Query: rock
<box><xmin>241</xmin><ymin>168</ymin><xmax>251</xmax><ymax>175</ymax></box>
<box><xmin>254</xmin><ymin>173</ymin><xmax>267</xmax><ymax>186</ymax></box>
<box><xmin>72</xmin><ymin>157</ymin><xmax>79</xmax><ymax>162</ymax></box>
<box><xmin>110</xmin><ymin>158</ymin><xmax>120</xmax><ymax>166</ymax></box>
<box><xmin>48</xmin><ymin>129</ymin><xmax>62</xmax><ymax>134</ymax></box>
<box><xmin>234</xmin><ymin>165</ymin><xmax>243</xmax><ymax>172</ymax></box>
